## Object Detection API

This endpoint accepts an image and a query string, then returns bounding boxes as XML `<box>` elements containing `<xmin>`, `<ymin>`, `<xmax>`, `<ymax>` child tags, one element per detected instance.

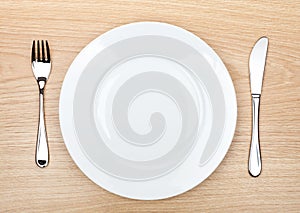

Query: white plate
<box><xmin>59</xmin><ymin>22</ymin><xmax>237</xmax><ymax>200</ymax></box>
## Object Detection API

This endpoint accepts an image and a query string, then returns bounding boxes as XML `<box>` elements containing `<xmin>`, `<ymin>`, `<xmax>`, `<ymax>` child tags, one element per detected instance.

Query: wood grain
<box><xmin>0</xmin><ymin>0</ymin><xmax>299</xmax><ymax>212</ymax></box>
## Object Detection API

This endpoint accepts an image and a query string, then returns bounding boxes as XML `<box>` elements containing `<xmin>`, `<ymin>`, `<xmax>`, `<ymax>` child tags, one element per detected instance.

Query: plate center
<box><xmin>94</xmin><ymin>55</ymin><xmax>200</xmax><ymax>162</ymax></box>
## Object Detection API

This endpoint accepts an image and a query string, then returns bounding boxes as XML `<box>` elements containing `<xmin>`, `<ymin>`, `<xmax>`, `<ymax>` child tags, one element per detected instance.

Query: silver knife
<box><xmin>248</xmin><ymin>37</ymin><xmax>268</xmax><ymax>177</ymax></box>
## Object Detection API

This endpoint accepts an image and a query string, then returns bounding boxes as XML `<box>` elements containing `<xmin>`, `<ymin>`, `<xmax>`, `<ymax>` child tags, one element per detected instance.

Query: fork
<box><xmin>31</xmin><ymin>40</ymin><xmax>51</xmax><ymax>168</ymax></box>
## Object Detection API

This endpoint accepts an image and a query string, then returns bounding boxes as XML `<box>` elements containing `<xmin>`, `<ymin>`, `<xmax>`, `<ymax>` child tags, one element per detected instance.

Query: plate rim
<box><xmin>59</xmin><ymin>21</ymin><xmax>237</xmax><ymax>200</ymax></box>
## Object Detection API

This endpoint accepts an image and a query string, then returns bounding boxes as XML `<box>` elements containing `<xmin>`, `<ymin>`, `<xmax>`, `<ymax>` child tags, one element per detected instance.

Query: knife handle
<box><xmin>248</xmin><ymin>94</ymin><xmax>262</xmax><ymax>177</ymax></box>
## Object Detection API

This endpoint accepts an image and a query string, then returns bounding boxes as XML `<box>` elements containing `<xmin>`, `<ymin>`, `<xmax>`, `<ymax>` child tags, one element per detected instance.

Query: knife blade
<box><xmin>248</xmin><ymin>37</ymin><xmax>268</xmax><ymax>177</ymax></box>
<box><xmin>249</xmin><ymin>37</ymin><xmax>268</xmax><ymax>94</ymax></box>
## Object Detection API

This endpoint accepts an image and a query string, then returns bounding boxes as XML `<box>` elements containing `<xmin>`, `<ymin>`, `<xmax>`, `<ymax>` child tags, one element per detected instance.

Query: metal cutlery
<box><xmin>248</xmin><ymin>37</ymin><xmax>269</xmax><ymax>177</ymax></box>
<box><xmin>31</xmin><ymin>40</ymin><xmax>51</xmax><ymax>168</ymax></box>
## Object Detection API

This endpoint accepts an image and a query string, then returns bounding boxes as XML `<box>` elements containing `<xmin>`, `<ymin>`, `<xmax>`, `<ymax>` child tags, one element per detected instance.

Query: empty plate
<box><xmin>59</xmin><ymin>22</ymin><xmax>237</xmax><ymax>200</ymax></box>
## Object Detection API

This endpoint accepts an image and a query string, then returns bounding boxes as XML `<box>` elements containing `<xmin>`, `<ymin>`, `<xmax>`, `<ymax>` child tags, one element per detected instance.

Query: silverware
<box><xmin>248</xmin><ymin>37</ymin><xmax>268</xmax><ymax>177</ymax></box>
<box><xmin>31</xmin><ymin>40</ymin><xmax>51</xmax><ymax>168</ymax></box>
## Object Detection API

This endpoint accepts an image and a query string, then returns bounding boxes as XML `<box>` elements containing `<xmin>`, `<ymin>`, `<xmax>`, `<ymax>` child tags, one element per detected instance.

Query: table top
<box><xmin>0</xmin><ymin>0</ymin><xmax>299</xmax><ymax>212</ymax></box>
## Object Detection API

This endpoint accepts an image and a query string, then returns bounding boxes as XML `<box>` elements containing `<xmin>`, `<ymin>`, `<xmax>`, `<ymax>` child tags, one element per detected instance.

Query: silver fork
<box><xmin>31</xmin><ymin>40</ymin><xmax>51</xmax><ymax>168</ymax></box>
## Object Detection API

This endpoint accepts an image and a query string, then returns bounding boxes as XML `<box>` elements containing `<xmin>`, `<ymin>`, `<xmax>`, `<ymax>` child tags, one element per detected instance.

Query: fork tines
<box><xmin>32</xmin><ymin>40</ymin><xmax>50</xmax><ymax>63</ymax></box>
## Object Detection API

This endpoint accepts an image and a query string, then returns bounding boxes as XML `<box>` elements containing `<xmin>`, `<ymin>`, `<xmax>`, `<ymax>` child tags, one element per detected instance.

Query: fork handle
<box><xmin>248</xmin><ymin>94</ymin><xmax>262</xmax><ymax>177</ymax></box>
<box><xmin>35</xmin><ymin>78</ymin><xmax>49</xmax><ymax>168</ymax></box>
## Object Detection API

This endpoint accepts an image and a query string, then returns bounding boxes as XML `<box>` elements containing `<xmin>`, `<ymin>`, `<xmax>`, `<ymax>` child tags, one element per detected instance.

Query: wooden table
<box><xmin>0</xmin><ymin>0</ymin><xmax>299</xmax><ymax>212</ymax></box>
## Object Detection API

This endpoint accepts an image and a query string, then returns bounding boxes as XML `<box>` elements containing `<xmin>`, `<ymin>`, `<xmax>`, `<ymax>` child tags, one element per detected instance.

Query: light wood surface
<box><xmin>0</xmin><ymin>0</ymin><xmax>299</xmax><ymax>212</ymax></box>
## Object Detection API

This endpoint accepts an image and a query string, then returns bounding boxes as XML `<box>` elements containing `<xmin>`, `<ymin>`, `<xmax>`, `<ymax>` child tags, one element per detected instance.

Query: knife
<box><xmin>248</xmin><ymin>37</ymin><xmax>269</xmax><ymax>177</ymax></box>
